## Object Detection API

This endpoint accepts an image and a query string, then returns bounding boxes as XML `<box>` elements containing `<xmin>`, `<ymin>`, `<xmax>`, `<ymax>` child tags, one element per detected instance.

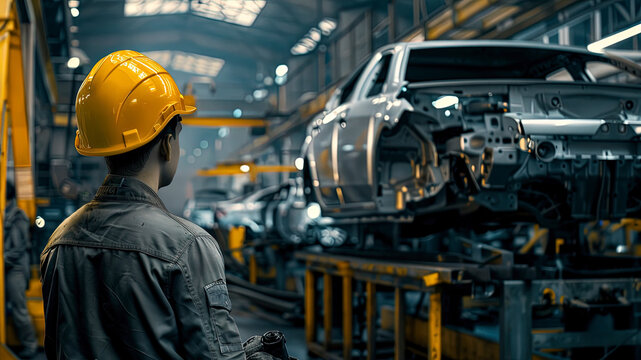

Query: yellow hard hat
<box><xmin>75</xmin><ymin>50</ymin><xmax>196</xmax><ymax>156</ymax></box>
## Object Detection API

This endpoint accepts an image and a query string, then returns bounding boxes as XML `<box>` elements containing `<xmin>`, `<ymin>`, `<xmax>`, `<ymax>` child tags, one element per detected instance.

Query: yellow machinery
<box><xmin>197</xmin><ymin>162</ymin><xmax>297</xmax><ymax>183</ymax></box>
<box><xmin>0</xmin><ymin>0</ymin><xmax>41</xmax><ymax>357</ymax></box>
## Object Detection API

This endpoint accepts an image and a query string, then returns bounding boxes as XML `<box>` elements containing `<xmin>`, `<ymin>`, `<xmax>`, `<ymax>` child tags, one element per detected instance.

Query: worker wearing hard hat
<box><xmin>40</xmin><ymin>51</ymin><xmax>245</xmax><ymax>359</ymax></box>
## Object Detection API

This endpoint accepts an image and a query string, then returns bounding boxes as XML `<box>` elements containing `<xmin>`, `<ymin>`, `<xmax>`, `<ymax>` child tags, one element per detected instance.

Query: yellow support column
<box><xmin>394</xmin><ymin>287</ymin><xmax>406</xmax><ymax>360</ymax></box>
<box><xmin>340</xmin><ymin>263</ymin><xmax>352</xmax><ymax>360</ymax></box>
<box><xmin>0</xmin><ymin>2</ymin><xmax>13</xmax><ymax>345</ymax></box>
<box><xmin>323</xmin><ymin>273</ymin><xmax>333</xmax><ymax>349</ymax></box>
<box><xmin>249</xmin><ymin>255</ymin><xmax>257</xmax><ymax>284</ymax></box>
<box><xmin>429</xmin><ymin>291</ymin><xmax>442</xmax><ymax>360</ymax></box>
<box><xmin>366</xmin><ymin>282</ymin><xmax>377</xmax><ymax>360</ymax></box>
<box><xmin>228</xmin><ymin>226</ymin><xmax>245</xmax><ymax>265</ymax></box>
<box><xmin>8</xmin><ymin>14</ymin><xmax>35</xmax><ymax>221</ymax></box>
<box><xmin>304</xmin><ymin>269</ymin><xmax>316</xmax><ymax>344</ymax></box>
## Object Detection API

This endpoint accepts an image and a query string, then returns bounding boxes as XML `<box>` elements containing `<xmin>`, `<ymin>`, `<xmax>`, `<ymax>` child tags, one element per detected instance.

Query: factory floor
<box><xmin>232</xmin><ymin>293</ymin><xmax>309</xmax><ymax>360</ymax></box>
<box><xmin>11</xmin><ymin>293</ymin><xmax>309</xmax><ymax>360</ymax></box>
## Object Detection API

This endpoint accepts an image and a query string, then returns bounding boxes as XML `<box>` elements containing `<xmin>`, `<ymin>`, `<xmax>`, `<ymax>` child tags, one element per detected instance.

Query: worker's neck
<box><xmin>111</xmin><ymin>168</ymin><xmax>160</xmax><ymax>193</ymax></box>
<box><xmin>130</xmin><ymin>172</ymin><xmax>160</xmax><ymax>193</ymax></box>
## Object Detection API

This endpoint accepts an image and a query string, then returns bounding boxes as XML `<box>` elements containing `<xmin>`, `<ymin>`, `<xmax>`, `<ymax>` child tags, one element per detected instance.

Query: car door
<box><xmin>335</xmin><ymin>52</ymin><xmax>394</xmax><ymax>207</ymax></box>
<box><xmin>309</xmin><ymin>63</ymin><xmax>367</xmax><ymax>208</ymax></box>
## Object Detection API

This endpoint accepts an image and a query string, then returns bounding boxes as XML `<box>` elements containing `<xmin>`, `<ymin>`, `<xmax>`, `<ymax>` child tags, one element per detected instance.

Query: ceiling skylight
<box><xmin>291</xmin><ymin>18</ymin><xmax>337</xmax><ymax>55</ymax></box>
<box><xmin>143</xmin><ymin>50</ymin><xmax>225</xmax><ymax>77</ymax></box>
<box><xmin>191</xmin><ymin>0</ymin><xmax>265</xmax><ymax>26</ymax></box>
<box><xmin>124</xmin><ymin>0</ymin><xmax>188</xmax><ymax>17</ymax></box>
<box><xmin>124</xmin><ymin>0</ymin><xmax>265</xmax><ymax>26</ymax></box>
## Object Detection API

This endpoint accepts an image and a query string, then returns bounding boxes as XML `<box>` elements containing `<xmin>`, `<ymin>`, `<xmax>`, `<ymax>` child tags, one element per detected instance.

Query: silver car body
<box><xmin>304</xmin><ymin>40</ymin><xmax>641</xmax><ymax>224</ymax></box>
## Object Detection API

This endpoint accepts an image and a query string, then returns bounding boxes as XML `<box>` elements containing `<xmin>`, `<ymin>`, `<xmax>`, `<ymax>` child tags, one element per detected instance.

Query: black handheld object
<box><xmin>261</xmin><ymin>330</ymin><xmax>289</xmax><ymax>359</ymax></box>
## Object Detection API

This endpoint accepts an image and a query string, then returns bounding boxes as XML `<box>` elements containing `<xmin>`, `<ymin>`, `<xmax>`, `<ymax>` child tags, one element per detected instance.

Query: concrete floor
<box><xmin>232</xmin><ymin>294</ymin><xmax>309</xmax><ymax>360</ymax></box>
<box><xmin>16</xmin><ymin>293</ymin><xmax>309</xmax><ymax>360</ymax></box>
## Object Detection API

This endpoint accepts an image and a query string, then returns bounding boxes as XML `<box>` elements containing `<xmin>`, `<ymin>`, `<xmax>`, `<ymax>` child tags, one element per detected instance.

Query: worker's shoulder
<box><xmin>5</xmin><ymin>204</ymin><xmax>28</xmax><ymax>223</ymax></box>
<box><xmin>44</xmin><ymin>201</ymin><xmax>215</xmax><ymax>262</ymax></box>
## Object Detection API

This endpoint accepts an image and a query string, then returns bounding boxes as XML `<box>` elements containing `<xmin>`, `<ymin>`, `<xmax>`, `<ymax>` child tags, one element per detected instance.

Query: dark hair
<box><xmin>105</xmin><ymin>115</ymin><xmax>180</xmax><ymax>176</ymax></box>
<box><xmin>6</xmin><ymin>181</ymin><xmax>15</xmax><ymax>201</ymax></box>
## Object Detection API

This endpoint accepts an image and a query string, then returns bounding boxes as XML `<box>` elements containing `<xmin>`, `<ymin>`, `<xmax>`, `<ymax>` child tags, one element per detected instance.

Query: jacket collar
<box><xmin>94</xmin><ymin>174</ymin><xmax>168</xmax><ymax>211</ymax></box>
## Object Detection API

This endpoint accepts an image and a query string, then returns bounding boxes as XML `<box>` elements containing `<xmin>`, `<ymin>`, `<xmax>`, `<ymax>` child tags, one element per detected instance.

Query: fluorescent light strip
<box><xmin>124</xmin><ymin>0</ymin><xmax>188</xmax><ymax>17</ymax></box>
<box><xmin>143</xmin><ymin>50</ymin><xmax>225</xmax><ymax>77</ymax></box>
<box><xmin>124</xmin><ymin>0</ymin><xmax>265</xmax><ymax>27</ymax></box>
<box><xmin>588</xmin><ymin>22</ymin><xmax>641</xmax><ymax>53</ymax></box>
<box><xmin>190</xmin><ymin>0</ymin><xmax>265</xmax><ymax>26</ymax></box>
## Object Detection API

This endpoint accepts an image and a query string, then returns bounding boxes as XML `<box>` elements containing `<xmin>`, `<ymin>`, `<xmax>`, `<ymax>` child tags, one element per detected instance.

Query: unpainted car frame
<box><xmin>303</xmin><ymin>40</ymin><xmax>641</xmax><ymax>237</ymax></box>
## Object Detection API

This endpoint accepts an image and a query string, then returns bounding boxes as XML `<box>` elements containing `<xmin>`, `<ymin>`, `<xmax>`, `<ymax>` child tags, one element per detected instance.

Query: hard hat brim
<box><xmin>75</xmin><ymin>104</ymin><xmax>197</xmax><ymax>157</ymax></box>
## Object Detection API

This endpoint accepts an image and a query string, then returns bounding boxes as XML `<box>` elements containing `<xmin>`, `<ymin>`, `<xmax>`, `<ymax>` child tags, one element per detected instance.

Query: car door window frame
<box><xmin>337</xmin><ymin>61</ymin><xmax>368</xmax><ymax>106</ymax></box>
<box><xmin>358</xmin><ymin>53</ymin><xmax>394</xmax><ymax>99</ymax></box>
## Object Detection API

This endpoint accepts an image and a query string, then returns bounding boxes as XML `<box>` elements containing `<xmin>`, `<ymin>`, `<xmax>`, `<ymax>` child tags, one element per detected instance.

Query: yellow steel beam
<box><xmin>30</xmin><ymin>0</ymin><xmax>57</xmax><ymax>104</ymax></box>
<box><xmin>182</xmin><ymin>117</ymin><xmax>267</xmax><ymax>127</ymax></box>
<box><xmin>8</xmin><ymin>17</ymin><xmax>36</xmax><ymax>221</ymax></box>
<box><xmin>197</xmin><ymin>163</ymin><xmax>298</xmax><ymax>183</ymax></box>
<box><xmin>481</xmin><ymin>5</ymin><xmax>520</xmax><ymax>29</ymax></box>
<box><xmin>519</xmin><ymin>225</ymin><xmax>548</xmax><ymax>254</ymax></box>
<box><xmin>0</xmin><ymin>4</ymin><xmax>39</xmax><ymax>350</ymax></box>
<box><xmin>427</xmin><ymin>0</ymin><xmax>495</xmax><ymax>39</ymax></box>
<box><xmin>0</xmin><ymin>2</ymin><xmax>13</xmax><ymax>346</ymax></box>
<box><xmin>480</xmin><ymin>0</ymin><xmax>582</xmax><ymax>39</ymax></box>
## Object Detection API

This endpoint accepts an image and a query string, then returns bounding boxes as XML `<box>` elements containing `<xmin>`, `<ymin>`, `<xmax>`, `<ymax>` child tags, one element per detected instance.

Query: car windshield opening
<box><xmin>404</xmin><ymin>46</ymin><xmax>608</xmax><ymax>83</ymax></box>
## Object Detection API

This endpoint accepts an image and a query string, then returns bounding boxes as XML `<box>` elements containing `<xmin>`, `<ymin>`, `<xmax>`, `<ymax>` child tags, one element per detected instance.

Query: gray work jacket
<box><xmin>41</xmin><ymin>175</ymin><xmax>245</xmax><ymax>359</ymax></box>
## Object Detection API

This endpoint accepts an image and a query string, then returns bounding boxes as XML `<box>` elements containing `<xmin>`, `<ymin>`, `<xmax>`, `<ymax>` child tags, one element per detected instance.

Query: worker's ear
<box><xmin>159</xmin><ymin>134</ymin><xmax>173</xmax><ymax>162</ymax></box>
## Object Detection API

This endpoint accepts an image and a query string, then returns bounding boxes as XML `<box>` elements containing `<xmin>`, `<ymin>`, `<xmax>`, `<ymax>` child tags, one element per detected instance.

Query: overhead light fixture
<box><xmin>143</xmin><ymin>50</ymin><xmax>225</xmax><ymax>77</ymax></box>
<box><xmin>318</xmin><ymin>18</ymin><xmax>337</xmax><ymax>36</ymax></box>
<box><xmin>275</xmin><ymin>64</ymin><xmax>288</xmax><ymax>77</ymax></box>
<box><xmin>294</xmin><ymin>157</ymin><xmax>304</xmax><ymax>171</ymax></box>
<box><xmin>263</xmin><ymin>76</ymin><xmax>273</xmax><ymax>86</ymax></box>
<box><xmin>70</xmin><ymin>7</ymin><xmax>79</xmax><ymax>17</ymax></box>
<box><xmin>309</xmin><ymin>28</ymin><xmax>321</xmax><ymax>42</ymax></box>
<box><xmin>143</xmin><ymin>50</ymin><xmax>172</xmax><ymax>67</ymax></box>
<box><xmin>275</xmin><ymin>75</ymin><xmax>287</xmax><ymax>86</ymax></box>
<box><xmin>218</xmin><ymin>127</ymin><xmax>229</xmax><ymax>138</ymax></box>
<box><xmin>124</xmin><ymin>0</ymin><xmax>188</xmax><ymax>17</ymax></box>
<box><xmin>291</xmin><ymin>19</ymin><xmax>337</xmax><ymax>55</ymax></box>
<box><xmin>191</xmin><ymin>0</ymin><xmax>265</xmax><ymax>26</ymax></box>
<box><xmin>253</xmin><ymin>88</ymin><xmax>268</xmax><ymax>100</ymax></box>
<box><xmin>67</xmin><ymin>57</ymin><xmax>80</xmax><ymax>69</ymax></box>
<box><xmin>432</xmin><ymin>95</ymin><xmax>459</xmax><ymax>109</ymax></box>
<box><xmin>233</xmin><ymin>108</ymin><xmax>242</xmax><ymax>118</ymax></box>
<box><xmin>68</xmin><ymin>0</ymin><xmax>79</xmax><ymax>8</ymax></box>
<box><xmin>240</xmin><ymin>164</ymin><xmax>250</xmax><ymax>173</ymax></box>
<box><xmin>588</xmin><ymin>21</ymin><xmax>641</xmax><ymax>53</ymax></box>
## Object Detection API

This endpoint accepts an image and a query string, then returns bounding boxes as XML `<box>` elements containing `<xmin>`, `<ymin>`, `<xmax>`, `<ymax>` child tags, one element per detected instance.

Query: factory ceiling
<box><xmin>50</xmin><ymin>0</ymin><xmax>372</xmax><ymax>116</ymax></box>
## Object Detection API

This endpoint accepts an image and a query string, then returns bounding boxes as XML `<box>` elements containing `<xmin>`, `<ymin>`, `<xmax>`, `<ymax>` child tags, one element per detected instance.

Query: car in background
<box><xmin>183</xmin><ymin>188</ymin><xmax>236</xmax><ymax>229</ymax></box>
<box><xmin>302</xmin><ymin>40</ymin><xmax>641</xmax><ymax>236</ymax></box>
<box><xmin>214</xmin><ymin>179</ymin><xmax>343</xmax><ymax>247</ymax></box>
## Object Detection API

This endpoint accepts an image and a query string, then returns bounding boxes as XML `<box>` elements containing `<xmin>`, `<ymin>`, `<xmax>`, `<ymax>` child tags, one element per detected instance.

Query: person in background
<box><xmin>5</xmin><ymin>182</ymin><xmax>38</xmax><ymax>358</ymax></box>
